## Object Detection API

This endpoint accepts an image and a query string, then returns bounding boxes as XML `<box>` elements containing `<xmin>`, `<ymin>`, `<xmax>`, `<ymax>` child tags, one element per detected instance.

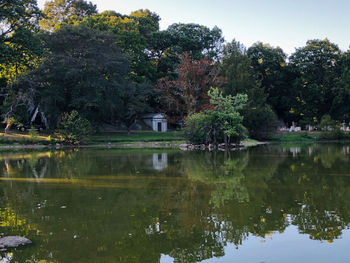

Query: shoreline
<box><xmin>0</xmin><ymin>140</ymin><xmax>268</xmax><ymax>150</ymax></box>
<box><xmin>1</xmin><ymin>139</ymin><xmax>350</xmax><ymax>151</ymax></box>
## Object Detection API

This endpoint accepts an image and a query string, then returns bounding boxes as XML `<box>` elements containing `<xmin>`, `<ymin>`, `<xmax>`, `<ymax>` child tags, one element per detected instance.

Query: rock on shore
<box><xmin>0</xmin><ymin>236</ymin><xmax>32</xmax><ymax>249</ymax></box>
<box><xmin>179</xmin><ymin>141</ymin><xmax>267</xmax><ymax>151</ymax></box>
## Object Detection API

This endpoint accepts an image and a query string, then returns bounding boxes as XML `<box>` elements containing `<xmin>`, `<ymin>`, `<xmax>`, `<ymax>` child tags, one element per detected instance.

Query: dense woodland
<box><xmin>1</xmin><ymin>0</ymin><xmax>350</xmax><ymax>139</ymax></box>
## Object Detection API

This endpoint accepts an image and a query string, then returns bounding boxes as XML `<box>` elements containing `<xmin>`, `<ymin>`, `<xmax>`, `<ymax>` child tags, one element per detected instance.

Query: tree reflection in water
<box><xmin>0</xmin><ymin>145</ymin><xmax>349</xmax><ymax>262</ymax></box>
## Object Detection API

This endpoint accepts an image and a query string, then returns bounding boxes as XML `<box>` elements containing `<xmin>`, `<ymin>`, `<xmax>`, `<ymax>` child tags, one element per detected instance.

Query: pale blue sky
<box><xmin>37</xmin><ymin>0</ymin><xmax>350</xmax><ymax>55</ymax></box>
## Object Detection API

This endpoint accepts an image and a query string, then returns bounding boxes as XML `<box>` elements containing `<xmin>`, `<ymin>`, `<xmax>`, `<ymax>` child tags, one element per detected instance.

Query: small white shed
<box><xmin>142</xmin><ymin>113</ymin><xmax>167</xmax><ymax>132</ymax></box>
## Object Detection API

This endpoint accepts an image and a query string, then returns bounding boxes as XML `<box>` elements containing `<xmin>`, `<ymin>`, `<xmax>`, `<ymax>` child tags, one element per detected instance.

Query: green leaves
<box><xmin>59</xmin><ymin>110</ymin><xmax>93</xmax><ymax>144</ymax></box>
<box><xmin>39</xmin><ymin>0</ymin><xmax>97</xmax><ymax>31</ymax></box>
<box><xmin>290</xmin><ymin>39</ymin><xmax>342</xmax><ymax>122</ymax></box>
<box><xmin>184</xmin><ymin>88</ymin><xmax>247</xmax><ymax>145</ymax></box>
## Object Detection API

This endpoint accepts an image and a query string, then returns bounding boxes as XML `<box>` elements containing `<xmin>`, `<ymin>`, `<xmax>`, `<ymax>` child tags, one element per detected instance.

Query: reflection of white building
<box><xmin>152</xmin><ymin>153</ymin><xmax>168</xmax><ymax>171</ymax></box>
<box><xmin>142</xmin><ymin>113</ymin><xmax>167</xmax><ymax>132</ymax></box>
<box><xmin>290</xmin><ymin>147</ymin><xmax>301</xmax><ymax>157</ymax></box>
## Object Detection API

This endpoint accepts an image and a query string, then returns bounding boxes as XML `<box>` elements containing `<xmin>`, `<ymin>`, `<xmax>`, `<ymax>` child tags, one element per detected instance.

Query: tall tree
<box><xmin>331</xmin><ymin>50</ymin><xmax>350</xmax><ymax>121</ymax></box>
<box><xmin>39</xmin><ymin>0</ymin><xmax>97</xmax><ymax>31</ymax></box>
<box><xmin>80</xmin><ymin>10</ymin><xmax>159</xmax><ymax>83</ymax></box>
<box><xmin>289</xmin><ymin>39</ymin><xmax>341</xmax><ymax>124</ymax></box>
<box><xmin>221</xmin><ymin>40</ymin><xmax>278</xmax><ymax>139</ymax></box>
<box><xmin>5</xmin><ymin>25</ymin><xmax>131</xmax><ymax>128</ymax></box>
<box><xmin>247</xmin><ymin>42</ymin><xmax>295</xmax><ymax>123</ymax></box>
<box><xmin>0</xmin><ymin>0</ymin><xmax>42</xmax><ymax>81</ymax></box>
<box><xmin>150</xmin><ymin>23</ymin><xmax>224</xmax><ymax>79</ymax></box>
<box><xmin>158</xmin><ymin>53</ymin><xmax>224</xmax><ymax>125</ymax></box>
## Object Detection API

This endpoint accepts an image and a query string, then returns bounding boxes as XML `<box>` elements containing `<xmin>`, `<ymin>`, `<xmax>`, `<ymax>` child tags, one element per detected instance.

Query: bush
<box><xmin>58</xmin><ymin>110</ymin><xmax>93</xmax><ymax>144</ymax></box>
<box><xmin>319</xmin><ymin>114</ymin><xmax>336</xmax><ymax>131</ymax></box>
<box><xmin>28</xmin><ymin>126</ymin><xmax>39</xmax><ymax>141</ymax></box>
<box><xmin>183</xmin><ymin>112</ymin><xmax>211</xmax><ymax>144</ymax></box>
<box><xmin>319</xmin><ymin>128</ymin><xmax>346</xmax><ymax>140</ymax></box>
<box><xmin>184</xmin><ymin>88</ymin><xmax>247</xmax><ymax>145</ymax></box>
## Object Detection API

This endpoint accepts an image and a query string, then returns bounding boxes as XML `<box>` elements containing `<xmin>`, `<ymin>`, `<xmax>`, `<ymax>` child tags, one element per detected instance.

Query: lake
<box><xmin>0</xmin><ymin>143</ymin><xmax>349</xmax><ymax>262</ymax></box>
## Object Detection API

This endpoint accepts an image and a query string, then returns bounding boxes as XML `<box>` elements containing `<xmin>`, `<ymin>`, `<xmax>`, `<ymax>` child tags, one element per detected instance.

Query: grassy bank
<box><xmin>270</xmin><ymin>131</ymin><xmax>350</xmax><ymax>142</ymax></box>
<box><xmin>0</xmin><ymin>131</ymin><xmax>52</xmax><ymax>145</ymax></box>
<box><xmin>0</xmin><ymin>130</ymin><xmax>185</xmax><ymax>146</ymax></box>
<box><xmin>91</xmin><ymin>131</ymin><xmax>184</xmax><ymax>143</ymax></box>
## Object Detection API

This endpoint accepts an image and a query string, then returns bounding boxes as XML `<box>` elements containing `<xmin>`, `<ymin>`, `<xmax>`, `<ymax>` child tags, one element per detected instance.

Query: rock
<box><xmin>0</xmin><ymin>236</ymin><xmax>32</xmax><ymax>249</ymax></box>
<box><xmin>188</xmin><ymin>145</ymin><xmax>195</xmax><ymax>150</ymax></box>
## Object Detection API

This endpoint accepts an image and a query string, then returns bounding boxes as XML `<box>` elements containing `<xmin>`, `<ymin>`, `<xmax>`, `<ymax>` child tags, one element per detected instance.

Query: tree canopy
<box><xmin>0</xmin><ymin>0</ymin><xmax>349</xmax><ymax>137</ymax></box>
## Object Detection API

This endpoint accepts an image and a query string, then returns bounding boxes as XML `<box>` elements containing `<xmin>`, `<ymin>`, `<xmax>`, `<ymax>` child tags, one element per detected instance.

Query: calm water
<box><xmin>0</xmin><ymin>144</ymin><xmax>350</xmax><ymax>262</ymax></box>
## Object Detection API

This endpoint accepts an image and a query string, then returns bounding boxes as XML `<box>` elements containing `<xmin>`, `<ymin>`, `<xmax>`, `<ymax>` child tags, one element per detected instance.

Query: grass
<box><xmin>270</xmin><ymin>131</ymin><xmax>350</xmax><ymax>142</ymax></box>
<box><xmin>91</xmin><ymin>131</ymin><xmax>184</xmax><ymax>143</ymax></box>
<box><xmin>242</xmin><ymin>138</ymin><xmax>259</xmax><ymax>143</ymax></box>
<box><xmin>270</xmin><ymin>132</ymin><xmax>318</xmax><ymax>142</ymax></box>
<box><xmin>0</xmin><ymin>130</ymin><xmax>185</xmax><ymax>147</ymax></box>
<box><xmin>0</xmin><ymin>131</ymin><xmax>52</xmax><ymax>144</ymax></box>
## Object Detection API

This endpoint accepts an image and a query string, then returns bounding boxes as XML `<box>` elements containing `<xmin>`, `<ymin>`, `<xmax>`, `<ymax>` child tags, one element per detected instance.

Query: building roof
<box><xmin>142</xmin><ymin>113</ymin><xmax>166</xmax><ymax>119</ymax></box>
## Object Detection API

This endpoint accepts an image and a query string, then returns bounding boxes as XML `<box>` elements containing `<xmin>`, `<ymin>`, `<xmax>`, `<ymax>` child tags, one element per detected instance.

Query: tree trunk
<box><xmin>224</xmin><ymin>134</ymin><xmax>228</xmax><ymax>149</ymax></box>
<box><xmin>5</xmin><ymin>123</ymin><xmax>12</xmax><ymax>134</ymax></box>
<box><xmin>213</xmin><ymin>128</ymin><xmax>217</xmax><ymax>146</ymax></box>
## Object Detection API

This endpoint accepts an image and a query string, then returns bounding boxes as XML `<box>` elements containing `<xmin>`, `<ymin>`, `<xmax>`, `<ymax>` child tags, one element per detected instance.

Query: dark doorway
<box><xmin>157</xmin><ymin>122</ymin><xmax>162</xmax><ymax>132</ymax></box>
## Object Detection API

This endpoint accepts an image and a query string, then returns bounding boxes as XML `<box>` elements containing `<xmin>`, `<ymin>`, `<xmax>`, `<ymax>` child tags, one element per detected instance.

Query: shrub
<box><xmin>28</xmin><ymin>126</ymin><xmax>39</xmax><ymax>141</ymax></box>
<box><xmin>183</xmin><ymin>112</ymin><xmax>211</xmax><ymax>144</ymax></box>
<box><xmin>319</xmin><ymin>114</ymin><xmax>336</xmax><ymax>131</ymax></box>
<box><xmin>318</xmin><ymin>128</ymin><xmax>345</xmax><ymax>140</ymax></box>
<box><xmin>184</xmin><ymin>88</ymin><xmax>247</xmax><ymax>145</ymax></box>
<box><xmin>58</xmin><ymin>110</ymin><xmax>93</xmax><ymax>144</ymax></box>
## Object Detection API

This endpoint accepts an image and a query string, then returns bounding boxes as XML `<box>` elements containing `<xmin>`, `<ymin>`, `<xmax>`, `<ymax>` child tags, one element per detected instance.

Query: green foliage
<box><xmin>15</xmin><ymin>25</ymin><xmax>130</xmax><ymax>127</ymax></box>
<box><xmin>183</xmin><ymin>112</ymin><xmax>212</xmax><ymax>144</ymax></box>
<box><xmin>0</xmin><ymin>0</ymin><xmax>42</xmax><ymax>84</ymax></box>
<box><xmin>59</xmin><ymin>110</ymin><xmax>93</xmax><ymax>144</ymax></box>
<box><xmin>220</xmin><ymin>41</ymin><xmax>279</xmax><ymax>140</ymax></box>
<box><xmin>92</xmin><ymin>131</ymin><xmax>183</xmax><ymax>142</ymax></box>
<box><xmin>28</xmin><ymin>126</ymin><xmax>38</xmax><ymax>140</ymax></box>
<box><xmin>39</xmin><ymin>0</ymin><xmax>97</xmax><ymax>31</ymax></box>
<box><xmin>243</xmin><ymin>104</ymin><xmax>279</xmax><ymax>140</ymax></box>
<box><xmin>318</xmin><ymin>129</ymin><xmax>347</xmax><ymax>141</ymax></box>
<box><xmin>184</xmin><ymin>88</ymin><xmax>247</xmax><ymax>145</ymax></box>
<box><xmin>319</xmin><ymin>114</ymin><xmax>336</xmax><ymax>131</ymax></box>
<box><xmin>289</xmin><ymin>39</ymin><xmax>341</xmax><ymax>122</ymax></box>
<box><xmin>317</xmin><ymin>115</ymin><xmax>347</xmax><ymax>140</ymax></box>
<box><xmin>79</xmin><ymin>9</ymin><xmax>159</xmax><ymax>83</ymax></box>
<box><xmin>271</xmin><ymin>132</ymin><xmax>316</xmax><ymax>142</ymax></box>
<box><xmin>248</xmin><ymin>43</ymin><xmax>296</xmax><ymax>122</ymax></box>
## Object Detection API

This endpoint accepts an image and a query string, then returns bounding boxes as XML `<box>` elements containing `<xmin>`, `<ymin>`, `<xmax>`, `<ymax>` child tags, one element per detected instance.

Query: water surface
<box><xmin>0</xmin><ymin>144</ymin><xmax>350</xmax><ymax>262</ymax></box>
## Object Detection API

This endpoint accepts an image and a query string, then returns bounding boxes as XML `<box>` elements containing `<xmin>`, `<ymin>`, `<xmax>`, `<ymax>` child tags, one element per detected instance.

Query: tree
<box><xmin>6</xmin><ymin>25</ymin><xmax>131</xmax><ymax>128</ymax></box>
<box><xmin>247</xmin><ymin>42</ymin><xmax>295</xmax><ymax>122</ymax></box>
<box><xmin>79</xmin><ymin>10</ymin><xmax>159</xmax><ymax>83</ymax></box>
<box><xmin>149</xmin><ymin>23</ymin><xmax>224</xmax><ymax>78</ymax></box>
<box><xmin>289</xmin><ymin>39</ymin><xmax>341</xmax><ymax>124</ymax></box>
<box><xmin>166</xmin><ymin>23</ymin><xmax>223</xmax><ymax>60</ymax></box>
<box><xmin>221</xmin><ymin>41</ymin><xmax>279</xmax><ymax>139</ymax></box>
<box><xmin>59</xmin><ymin>110</ymin><xmax>93</xmax><ymax>144</ymax></box>
<box><xmin>0</xmin><ymin>0</ymin><xmax>42</xmax><ymax>82</ymax></box>
<box><xmin>184</xmin><ymin>88</ymin><xmax>247</xmax><ymax>146</ymax></box>
<box><xmin>39</xmin><ymin>0</ymin><xmax>97</xmax><ymax>31</ymax></box>
<box><xmin>115</xmin><ymin>83</ymin><xmax>153</xmax><ymax>134</ymax></box>
<box><xmin>331</xmin><ymin>51</ymin><xmax>350</xmax><ymax>121</ymax></box>
<box><xmin>158</xmin><ymin>53</ymin><xmax>224</xmax><ymax>125</ymax></box>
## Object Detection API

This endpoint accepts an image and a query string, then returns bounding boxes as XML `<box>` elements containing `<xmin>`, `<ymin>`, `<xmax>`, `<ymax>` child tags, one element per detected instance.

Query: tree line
<box><xmin>1</xmin><ymin>0</ymin><xmax>349</xmax><ymax>139</ymax></box>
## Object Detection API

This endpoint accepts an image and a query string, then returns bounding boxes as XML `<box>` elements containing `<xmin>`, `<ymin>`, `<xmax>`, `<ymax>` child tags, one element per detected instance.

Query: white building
<box><xmin>142</xmin><ymin>113</ymin><xmax>167</xmax><ymax>132</ymax></box>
